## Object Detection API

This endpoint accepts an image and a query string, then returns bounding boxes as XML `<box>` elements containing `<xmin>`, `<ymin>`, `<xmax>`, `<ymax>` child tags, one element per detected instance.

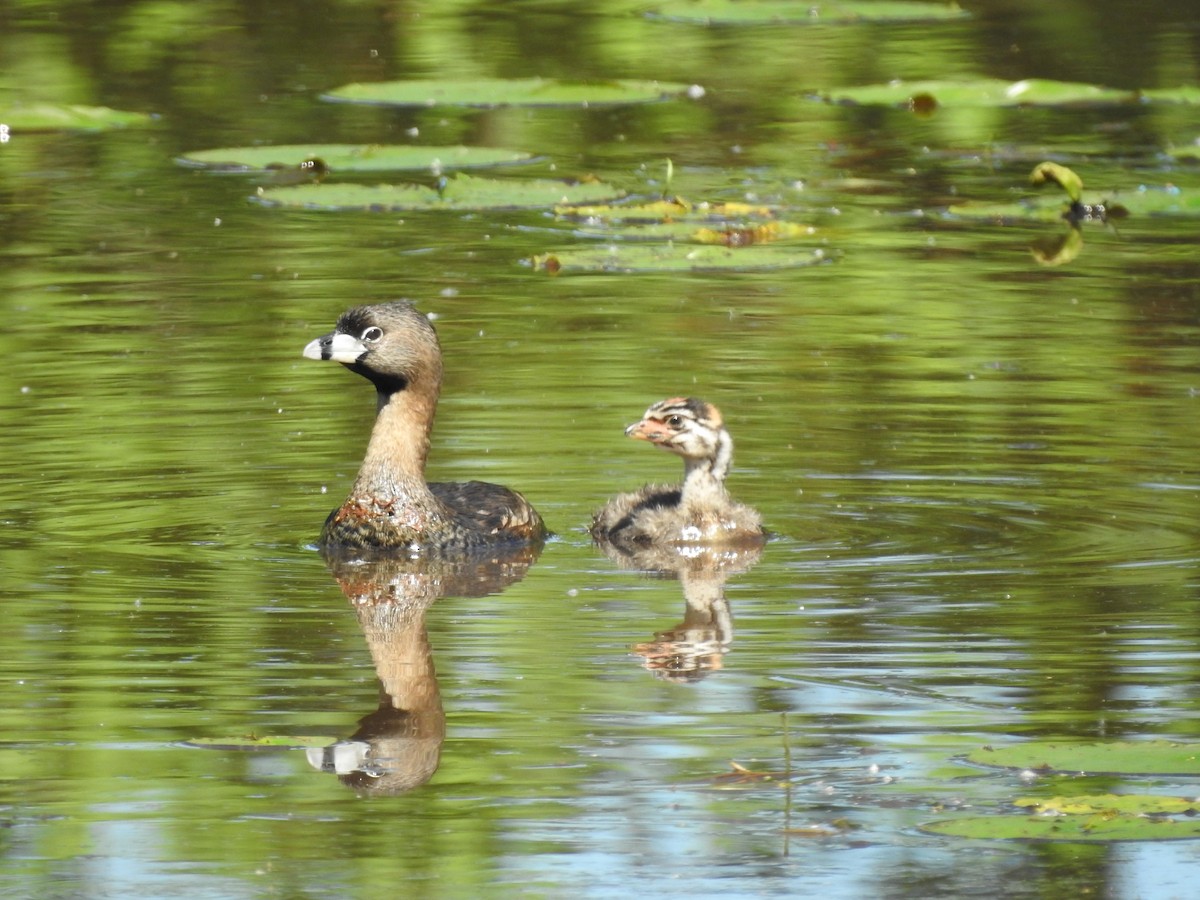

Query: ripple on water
<box><xmin>774</xmin><ymin>469</ymin><xmax>1200</xmax><ymax>583</ymax></box>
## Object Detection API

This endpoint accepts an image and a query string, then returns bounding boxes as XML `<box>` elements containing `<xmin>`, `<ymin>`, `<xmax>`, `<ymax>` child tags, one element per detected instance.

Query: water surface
<box><xmin>2</xmin><ymin>2</ymin><xmax>1200</xmax><ymax>897</ymax></box>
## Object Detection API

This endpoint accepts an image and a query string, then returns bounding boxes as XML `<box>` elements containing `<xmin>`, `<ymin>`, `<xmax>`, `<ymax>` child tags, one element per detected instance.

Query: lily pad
<box><xmin>1165</xmin><ymin>142</ymin><xmax>1200</xmax><ymax>162</ymax></box>
<box><xmin>182</xmin><ymin>735</ymin><xmax>331</xmax><ymax>751</ymax></box>
<box><xmin>1143</xmin><ymin>86</ymin><xmax>1200</xmax><ymax>104</ymax></box>
<box><xmin>176</xmin><ymin>144</ymin><xmax>534</xmax><ymax>173</ymax></box>
<box><xmin>570</xmin><ymin>220</ymin><xmax>725</xmax><ymax>242</ymax></box>
<box><xmin>320</xmin><ymin>77</ymin><xmax>696</xmax><ymax>108</ymax></box>
<box><xmin>253</xmin><ymin>174</ymin><xmax>624</xmax><ymax>211</ymax></box>
<box><xmin>528</xmin><ymin>244</ymin><xmax>834</xmax><ymax>274</ymax></box>
<box><xmin>556</xmin><ymin>198</ymin><xmax>780</xmax><ymax>223</ymax></box>
<box><xmin>609</xmin><ymin>220</ymin><xmax>815</xmax><ymax>242</ymax></box>
<box><xmin>1112</xmin><ymin>185</ymin><xmax>1200</xmax><ymax>216</ymax></box>
<box><xmin>921</xmin><ymin>814</ymin><xmax>1200</xmax><ymax>842</ymax></box>
<box><xmin>690</xmin><ymin>222</ymin><xmax>818</xmax><ymax>245</ymax></box>
<box><xmin>943</xmin><ymin>197</ymin><xmax>1078</xmax><ymax>224</ymax></box>
<box><xmin>649</xmin><ymin>0</ymin><xmax>970</xmax><ymax>25</ymax></box>
<box><xmin>820</xmin><ymin>78</ymin><xmax>1142</xmax><ymax>109</ymax></box>
<box><xmin>556</xmin><ymin>197</ymin><xmax>814</xmax><ymax>243</ymax></box>
<box><xmin>965</xmin><ymin>740</ymin><xmax>1200</xmax><ymax>776</ymax></box>
<box><xmin>1014</xmin><ymin>794</ymin><xmax>1200</xmax><ymax>816</ymax></box>
<box><xmin>574</xmin><ymin>220</ymin><xmax>818</xmax><ymax>244</ymax></box>
<box><xmin>1</xmin><ymin>103</ymin><xmax>154</xmax><ymax>132</ymax></box>
<box><xmin>947</xmin><ymin>185</ymin><xmax>1199</xmax><ymax>222</ymax></box>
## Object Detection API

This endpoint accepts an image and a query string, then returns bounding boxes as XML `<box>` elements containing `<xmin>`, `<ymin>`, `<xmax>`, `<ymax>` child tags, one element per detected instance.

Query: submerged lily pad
<box><xmin>649</xmin><ymin>0</ymin><xmax>969</xmax><ymax>25</ymax></box>
<box><xmin>965</xmin><ymin>740</ymin><xmax>1200</xmax><ymax>775</ymax></box>
<box><xmin>1</xmin><ymin>103</ymin><xmax>154</xmax><ymax>132</ymax></box>
<box><xmin>528</xmin><ymin>244</ymin><xmax>833</xmax><ymax>274</ymax></box>
<box><xmin>183</xmin><ymin>735</ymin><xmax>330</xmax><ymax>751</ymax></box>
<box><xmin>321</xmin><ymin>77</ymin><xmax>696</xmax><ymax>108</ymax></box>
<box><xmin>821</xmin><ymin>78</ymin><xmax>1143</xmax><ymax>109</ymax></box>
<box><xmin>254</xmin><ymin>173</ymin><xmax>624</xmax><ymax>211</ymax></box>
<box><xmin>921</xmin><ymin>814</ymin><xmax>1200</xmax><ymax>842</ymax></box>
<box><xmin>177</xmin><ymin>144</ymin><xmax>534</xmax><ymax>173</ymax></box>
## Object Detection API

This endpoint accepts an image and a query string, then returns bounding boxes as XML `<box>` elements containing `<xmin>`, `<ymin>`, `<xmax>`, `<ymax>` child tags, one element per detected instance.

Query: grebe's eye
<box><xmin>361</xmin><ymin>326</ymin><xmax>383</xmax><ymax>342</ymax></box>
<box><xmin>667</xmin><ymin>415</ymin><xmax>684</xmax><ymax>427</ymax></box>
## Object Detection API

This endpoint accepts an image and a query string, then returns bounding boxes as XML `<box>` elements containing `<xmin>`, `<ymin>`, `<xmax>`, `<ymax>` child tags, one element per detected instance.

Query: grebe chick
<box><xmin>590</xmin><ymin>397</ymin><xmax>764</xmax><ymax>547</ymax></box>
<box><xmin>303</xmin><ymin>301</ymin><xmax>547</xmax><ymax>554</ymax></box>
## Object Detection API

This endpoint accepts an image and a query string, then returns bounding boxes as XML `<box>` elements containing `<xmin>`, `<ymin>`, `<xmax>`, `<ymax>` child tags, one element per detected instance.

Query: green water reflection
<box><xmin>2</xmin><ymin>1</ymin><xmax>1200</xmax><ymax>898</ymax></box>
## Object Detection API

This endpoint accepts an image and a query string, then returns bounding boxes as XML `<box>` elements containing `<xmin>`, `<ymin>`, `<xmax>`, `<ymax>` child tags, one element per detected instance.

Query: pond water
<box><xmin>3</xmin><ymin>1</ymin><xmax>1200</xmax><ymax>897</ymax></box>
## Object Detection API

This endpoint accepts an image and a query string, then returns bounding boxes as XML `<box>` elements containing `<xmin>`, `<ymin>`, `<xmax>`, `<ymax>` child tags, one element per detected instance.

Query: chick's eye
<box><xmin>361</xmin><ymin>326</ymin><xmax>383</xmax><ymax>342</ymax></box>
<box><xmin>667</xmin><ymin>415</ymin><xmax>683</xmax><ymax>427</ymax></box>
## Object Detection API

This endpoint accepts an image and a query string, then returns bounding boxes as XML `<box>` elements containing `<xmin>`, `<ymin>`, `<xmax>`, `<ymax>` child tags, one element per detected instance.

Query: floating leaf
<box><xmin>176</xmin><ymin>144</ymin><xmax>534</xmax><ymax>173</ymax></box>
<box><xmin>947</xmin><ymin>185</ymin><xmax>1198</xmax><ymax>222</ymax></box>
<box><xmin>571</xmin><ymin>220</ymin><xmax>724</xmax><ymax>242</ymax></box>
<box><xmin>821</xmin><ymin>78</ymin><xmax>1142</xmax><ymax>109</ymax></box>
<box><xmin>692</xmin><ymin>221</ymin><xmax>816</xmax><ymax>246</ymax></box>
<box><xmin>182</xmin><ymin>735</ymin><xmax>331</xmax><ymax>751</ymax></box>
<box><xmin>965</xmin><ymin>740</ymin><xmax>1200</xmax><ymax>776</ymax></box>
<box><xmin>1</xmin><ymin>103</ymin><xmax>154</xmax><ymax>132</ymax></box>
<box><xmin>944</xmin><ymin>198</ymin><xmax>1070</xmax><ymax>224</ymax></box>
<box><xmin>921</xmin><ymin>814</ymin><xmax>1200</xmax><ymax>842</ymax></box>
<box><xmin>1165</xmin><ymin>142</ymin><xmax>1200</xmax><ymax>162</ymax></box>
<box><xmin>784</xmin><ymin>820</ymin><xmax>861</xmax><ymax>837</ymax></box>
<box><xmin>556</xmin><ymin>198</ymin><xmax>778</xmax><ymax>223</ymax></box>
<box><xmin>528</xmin><ymin>244</ymin><xmax>833</xmax><ymax>274</ymax></box>
<box><xmin>712</xmin><ymin>760</ymin><xmax>787</xmax><ymax>783</ymax></box>
<box><xmin>573</xmin><ymin>219</ymin><xmax>817</xmax><ymax>244</ymax></box>
<box><xmin>1142</xmin><ymin>86</ymin><xmax>1200</xmax><ymax>104</ymax></box>
<box><xmin>320</xmin><ymin>77</ymin><xmax>696</xmax><ymax>108</ymax></box>
<box><xmin>1030</xmin><ymin>161</ymin><xmax>1083</xmax><ymax>203</ymax></box>
<box><xmin>648</xmin><ymin>0</ymin><xmax>970</xmax><ymax>25</ymax></box>
<box><xmin>253</xmin><ymin>174</ymin><xmax>623</xmax><ymax>211</ymax></box>
<box><xmin>1100</xmin><ymin>186</ymin><xmax>1195</xmax><ymax>216</ymax></box>
<box><xmin>557</xmin><ymin>196</ymin><xmax>814</xmax><ymax>244</ymax></box>
<box><xmin>1014</xmin><ymin>794</ymin><xmax>1200</xmax><ymax>816</ymax></box>
<box><xmin>252</xmin><ymin>181</ymin><xmax>428</xmax><ymax>210</ymax></box>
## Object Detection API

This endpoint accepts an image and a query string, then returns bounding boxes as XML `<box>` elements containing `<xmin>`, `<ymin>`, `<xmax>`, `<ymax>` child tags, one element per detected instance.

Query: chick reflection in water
<box><xmin>307</xmin><ymin>548</ymin><xmax>539</xmax><ymax>795</ymax></box>
<box><xmin>599</xmin><ymin>541</ymin><xmax>763</xmax><ymax>682</ymax></box>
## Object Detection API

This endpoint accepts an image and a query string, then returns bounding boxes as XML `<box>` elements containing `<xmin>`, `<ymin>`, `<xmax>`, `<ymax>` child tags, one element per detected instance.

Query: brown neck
<box><xmin>350</xmin><ymin>382</ymin><xmax>439</xmax><ymax>501</ymax></box>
